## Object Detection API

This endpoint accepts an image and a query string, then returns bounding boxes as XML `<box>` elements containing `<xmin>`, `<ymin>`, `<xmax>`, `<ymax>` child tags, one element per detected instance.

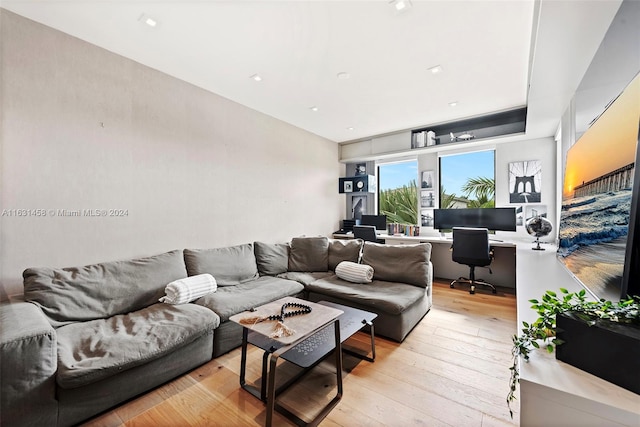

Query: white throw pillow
<box><xmin>335</xmin><ymin>261</ymin><xmax>374</xmax><ymax>284</ymax></box>
<box><xmin>159</xmin><ymin>273</ymin><xmax>217</xmax><ymax>304</ymax></box>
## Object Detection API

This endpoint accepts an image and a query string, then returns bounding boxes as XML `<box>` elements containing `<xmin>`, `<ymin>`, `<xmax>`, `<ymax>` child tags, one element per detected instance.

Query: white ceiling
<box><xmin>1</xmin><ymin>1</ymin><xmax>623</xmax><ymax>144</ymax></box>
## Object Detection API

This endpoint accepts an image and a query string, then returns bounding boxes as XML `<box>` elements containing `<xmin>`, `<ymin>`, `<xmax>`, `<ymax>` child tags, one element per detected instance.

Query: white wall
<box><xmin>0</xmin><ymin>10</ymin><xmax>343</xmax><ymax>299</ymax></box>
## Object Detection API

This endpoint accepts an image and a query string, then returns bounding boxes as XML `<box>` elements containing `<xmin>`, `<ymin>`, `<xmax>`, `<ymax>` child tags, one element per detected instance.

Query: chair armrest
<box><xmin>1</xmin><ymin>302</ymin><xmax>58</xmax><ymax>426</ymax></box>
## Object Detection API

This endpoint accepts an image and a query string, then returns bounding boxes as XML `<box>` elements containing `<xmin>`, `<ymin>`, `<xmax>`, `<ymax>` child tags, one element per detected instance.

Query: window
<box><xmin>377</xmin><ymin>160</ymin><xmax>418</xmax><ymax>224</ymax></box>
<box><xmin>439</xmin><ymin>150</ymin><xmax>495</xmax><ymax>208</ymax></box>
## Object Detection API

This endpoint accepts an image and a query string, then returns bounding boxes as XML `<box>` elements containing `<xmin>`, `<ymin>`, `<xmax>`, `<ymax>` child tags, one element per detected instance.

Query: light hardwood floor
<box><xmin>82</xmin><ymin>281</ymin><xmax>519</xmax><ymax>427</ymax></box>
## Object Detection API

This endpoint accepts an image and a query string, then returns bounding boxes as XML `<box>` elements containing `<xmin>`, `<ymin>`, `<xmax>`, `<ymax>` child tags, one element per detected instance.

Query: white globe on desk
<box><xmin>525</xmin><ymin>215</ymin><xmax>553</xmax><ymax>250</ymax></box>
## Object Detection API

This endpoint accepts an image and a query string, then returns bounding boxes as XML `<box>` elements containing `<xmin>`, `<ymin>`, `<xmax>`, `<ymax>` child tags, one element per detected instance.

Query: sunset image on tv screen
<box><xmin>558</xmin><ymin>73</ymin><xmax>640</xmax><ymax>301</ymax></box>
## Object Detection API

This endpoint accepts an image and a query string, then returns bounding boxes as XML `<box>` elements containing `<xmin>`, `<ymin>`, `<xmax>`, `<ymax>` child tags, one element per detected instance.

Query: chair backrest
<box><xmin>451</xmin><ymin>227</ymin><xmax>492</xmax><ymax>267</ymax></box>
<box><xmin>353</xmin><ymin>225</ymin><xmax>379</xmax><ymax>242</ymax></box>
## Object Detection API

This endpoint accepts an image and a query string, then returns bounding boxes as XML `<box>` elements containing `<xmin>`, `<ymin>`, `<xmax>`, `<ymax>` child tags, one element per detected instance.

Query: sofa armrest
<box><xmin>1</xmin><ymin>302</ymin><xmax>58</xmax><ymax>427</ymax></box>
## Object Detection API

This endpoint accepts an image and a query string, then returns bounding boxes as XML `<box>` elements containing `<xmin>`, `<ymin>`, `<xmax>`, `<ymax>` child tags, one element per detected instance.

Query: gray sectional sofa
<box><xmin>0</xmin><ymin>236</ymin><xmax>432</xmax><ymax>427</ymax></box>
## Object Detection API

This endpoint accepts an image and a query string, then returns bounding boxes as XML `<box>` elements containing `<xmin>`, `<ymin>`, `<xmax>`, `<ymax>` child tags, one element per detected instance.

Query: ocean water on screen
<box><xmin>557</xmin><ymin>189</ymin><xmax>632</xmax><ymax>300</ymax></box>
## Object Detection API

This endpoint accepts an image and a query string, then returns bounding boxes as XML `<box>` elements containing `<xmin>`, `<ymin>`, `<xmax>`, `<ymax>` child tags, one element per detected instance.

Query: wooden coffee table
<box><xmin>230</xmin><ymin>297</ymin><xmax>377</xmax><ymax>427</ymax></box>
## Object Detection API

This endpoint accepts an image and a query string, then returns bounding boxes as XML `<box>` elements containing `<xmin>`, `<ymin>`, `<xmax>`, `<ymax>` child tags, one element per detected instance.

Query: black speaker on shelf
<box><xmin>339</xmin><ymin>175</ymin><xmax>376</xmax><ymax>193</ymax></box>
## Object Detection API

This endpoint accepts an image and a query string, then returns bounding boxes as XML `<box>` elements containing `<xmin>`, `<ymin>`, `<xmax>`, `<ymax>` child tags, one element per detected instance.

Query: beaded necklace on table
<box><xmin>239</xmin><ymin>302</ymin><xmax>313</xmax><ymax>338</ymax></box>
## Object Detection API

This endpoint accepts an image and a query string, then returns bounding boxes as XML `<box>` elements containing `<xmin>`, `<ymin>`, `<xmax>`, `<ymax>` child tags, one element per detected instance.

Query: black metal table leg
<box><xmin>264</xmin><ymin>319</ymin><xmax>343</xmax><ymax>427</ymax></box>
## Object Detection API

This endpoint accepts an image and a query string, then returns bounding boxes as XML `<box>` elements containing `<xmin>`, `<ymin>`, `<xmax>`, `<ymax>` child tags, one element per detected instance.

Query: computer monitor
<box><xmin>360</xmin><ymin>214</ymin><xmax>387</xmax><ymax>231</ymax></box>
<box><xmin>433</xmin><ymin>208</ymin><xmax>516</xmax><ymax>231</ymax></box>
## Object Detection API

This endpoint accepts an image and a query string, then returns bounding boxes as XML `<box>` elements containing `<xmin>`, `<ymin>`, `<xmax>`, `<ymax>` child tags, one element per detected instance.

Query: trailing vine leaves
<box><xmin>507</xmin><ymin>288</ymin><xmax>639</xmax><ymax>418</ymax></box>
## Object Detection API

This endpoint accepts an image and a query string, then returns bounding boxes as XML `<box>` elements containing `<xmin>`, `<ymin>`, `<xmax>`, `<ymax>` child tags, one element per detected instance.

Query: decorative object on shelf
<box><xmin>525</xmin><ymin>214</ymin><xmax>552</xmax><ymax>250</ymax></box>
<box><xmin>509</xmin><ymin>160</ymin><xmax>542</xmax><ymax>203</ymax></box>
<box><xmin>449</xmin><ymin>131</ymin><xmax>475</xmax><ymax>142</ymax></box>
<box><xmin>355</xmin><ymin>163</ymin><xmax>367</xmax><ymax>176</ymax></box>
<box><xmin>339</xmin><ymin>175</ymin><xmax>376</xmax><ymax>193</ymax></box>
<box><xmin>411</xmin><ymin>130</ymin><xmax>437</xmax><ymax>148</ymax></box>
<box><xmin>506</xmin><ymin>288</ymin><xmax>640</xmax><ymax>418</ymax></box>
<box><xmin>239</xmin><ymin>302</ymin><xmax>313</xmax><ymax>338</ymax></box>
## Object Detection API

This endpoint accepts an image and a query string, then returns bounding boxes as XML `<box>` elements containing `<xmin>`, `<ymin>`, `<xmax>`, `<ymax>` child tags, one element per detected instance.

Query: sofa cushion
<box><xmin>288</xmin><ymin>237</ymin><xmax>329</xmax><ymax>272</ymax></box>
<box><xmin>56</xmin><ymin>303</ymin><xmax>219</xmax><ymax>389</ymax></box>
<box><xmin>195</xmin><ymin>276</ymin><xmax>304</xmax><ymax>322</ymax></box>
<box><xmin>328</xmin><ymin>239</ymin><xmax>363</xmax><ymax>270</ymax></box>
<box><xmin>306</xmin><ymin>274</ymin><xmax>425</xmax><ymax>315</ymax></box>
<box><xmin>277</xmin><ymin>271</ymin><xmax>334</xmax><ymax>286</ymax></box>
<box><xmin>23</xmin><ymin>250</ymin><xmax>187</xmax><ymax>327</ymax></box>
<box><xmin>361</xmin><ymin>242</ymin><xmax>432</xmax><ymax>288</ymax></box>
<box><xmin>254</xmin><ymin>242</ymin><xmax>289</xmax><ymax>276</ymax></box>
<box><xmin>184</xmin><ymin>243</ymin><xmax>259</xmax><ymax>286</ymax></box>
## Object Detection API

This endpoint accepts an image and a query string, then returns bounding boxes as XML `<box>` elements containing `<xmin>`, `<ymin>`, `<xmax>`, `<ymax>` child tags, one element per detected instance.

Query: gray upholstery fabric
<box><xmin>195</xmin><ymin>276</ymin><xmax>304</xmax><ymax>322</ymax></box>
<box><xmin>305</xmin><ymin>274</ymin><xmax>425</xmax><ymax>315</ymax></box>
<box><xmin>212</xmin><ymin>321</ymin><xmax>245</xmax><ymax>358</ymax></box>
<box><xmin>56</xmin><ymin>303</ymin><xmax>219</xmax><ymax>389</ymax></box>
<box><xmin>23</xmin><ymin>250</ymin><xmax>187</xmax><ymax>327</ymax></box>
<box><xmin>57</xmin><ymin>331</ymin><xmax>213</xmax><ymax>427</ymax></box>
<box><xmin>277</xmin><ymin>271</ymin><xmax>334</xmax><ymax>286</ymax></box>
<box><xmin>0</xmin><ymin>302</ymin><xmax>58</xmax><ymax>427</ymax></box>
<box><xmin>254</xmin><ymin>241</ymin><xmax>289</xmax><ymax>276</ymax></box>
<box><xmin>362</xmin><ymin>242</ymin><xmax>432</xmax><ymax>288</ymax></box>
<box><xmin>328</xmin><ymin>238</ymin><xmax>363</xmax><ymax>270</ymax></box>
<box><xmin>184</xmin><ymin>244</ymin><xmax>259</xmax><ymax>286</ymax></box>
<box><xmin>307</xmin><ymin>291</ymin><xmax>430</xmax><ymax>342</ymax></box>
<box><xmin>288</xmin><ymin>237</ymin><xmax>329</xmax><ymax>272</ymax></box>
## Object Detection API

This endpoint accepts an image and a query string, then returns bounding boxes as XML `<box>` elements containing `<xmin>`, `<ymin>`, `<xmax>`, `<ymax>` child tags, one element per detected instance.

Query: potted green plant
<box><xmin>507</xmin><ymin>288</ymin><xmax>640</xmax><ymax>418</ymax></box>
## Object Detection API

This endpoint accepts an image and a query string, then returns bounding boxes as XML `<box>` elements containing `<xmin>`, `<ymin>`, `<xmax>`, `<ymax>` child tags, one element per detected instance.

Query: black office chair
<box><xmin>353</xmin><ymin>225</ymin><xmax>384</xmax><ymax>244</ymax></box>
<box><xmin>450</xmin><ymin>227</ymin><xmax>496</xmax><ymax>294</ymax></box>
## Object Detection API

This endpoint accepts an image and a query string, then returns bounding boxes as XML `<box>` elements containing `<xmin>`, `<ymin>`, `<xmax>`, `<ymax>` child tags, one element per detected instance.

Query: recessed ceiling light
<box><xmin>389</xmin><ymin>0</ymin><xmax>412</xmax><ymax>12</ymax></box>
<box><xmin>138</xmin><ymin>14</ymin><xmax>158</xmax><ymax>28</ymax></box>
<box><xmin>428</xmin><ymin>65</ymin><xmax>443</xmax><ymax>74</ymax></box>
<box><xmin>449</xmin><ymin>101</ymin><xmax>458</xmax><ymax>107</ymax></box>
<box><xmin>346</xmin><ymin>127</ymin><xmax>354</xmax><ymax>131</ymax></box>
<box><xmin>249</xmin><ymin>74</ymin><xmax>262</xmax><ymax>82</ymax></box>
<box><xmin>337</xmin><ymin>72</ymin><xmax>350</xmax><ymax>80</ymax></box>
<box><xmin>310</xmin><ymin>106</ymin><xmax>319</xmax><ymax>112</ymax></box>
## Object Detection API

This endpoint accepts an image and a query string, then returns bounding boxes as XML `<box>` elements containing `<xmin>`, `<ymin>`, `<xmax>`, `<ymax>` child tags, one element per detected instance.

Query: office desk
<box><xmin>333</xmin><ymin>233</ymin><xmax>517</xmax><ymax>289</ymax></box>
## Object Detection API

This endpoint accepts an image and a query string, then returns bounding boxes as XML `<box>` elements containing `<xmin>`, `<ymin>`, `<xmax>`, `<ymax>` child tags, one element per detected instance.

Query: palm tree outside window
<box><xmin>439</xmin><ymin>150</ymin><xmax>495</xmax><ymax>209</ymax></box>
<box><xmin>378</xmin><ymin>160</ymin><xmax>419</xmax><ymax>225</ymax></box>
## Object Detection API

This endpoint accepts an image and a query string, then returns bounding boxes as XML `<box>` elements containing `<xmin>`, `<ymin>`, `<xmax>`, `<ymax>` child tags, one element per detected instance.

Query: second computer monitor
<box><xmin>360</xmin><ymin>214</ymin><xmax>387</xmax><ymax>231</ymax></box>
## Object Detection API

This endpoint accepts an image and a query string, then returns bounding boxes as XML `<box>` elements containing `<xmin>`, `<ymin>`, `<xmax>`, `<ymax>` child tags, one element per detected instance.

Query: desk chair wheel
<box><xmin>469</xmin><ymin>282</ymin><xmax>496</xmax><ymax>294</ymax></box>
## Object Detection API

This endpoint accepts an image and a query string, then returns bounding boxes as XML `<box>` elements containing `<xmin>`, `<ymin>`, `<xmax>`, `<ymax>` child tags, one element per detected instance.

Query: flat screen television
<box><xmin>557</xmin><ymin>73</ymin><xmax>640</xmax><ymax>301</ymax></box>
<box><xmin>360</xmin><ymin>214</ymin><xmax>387</xmax><ymax>230</ymax></box>
<box><xmin>433</xmin><ymin>207</ymin><xmax>517</xmax><ymax>231</ymax></box>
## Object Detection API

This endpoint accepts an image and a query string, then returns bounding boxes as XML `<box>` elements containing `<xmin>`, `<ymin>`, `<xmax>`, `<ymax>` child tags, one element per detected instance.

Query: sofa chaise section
<box><xmin>306</xmin><ymin>241</ymin><xmax>433</xmax><ymax>342</ymax></box>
